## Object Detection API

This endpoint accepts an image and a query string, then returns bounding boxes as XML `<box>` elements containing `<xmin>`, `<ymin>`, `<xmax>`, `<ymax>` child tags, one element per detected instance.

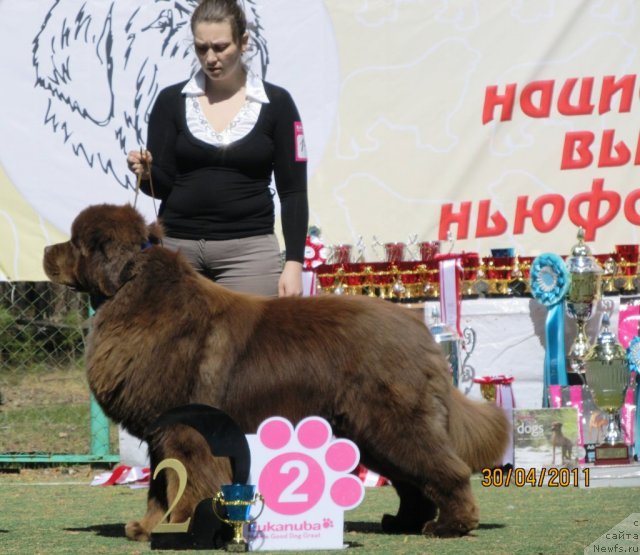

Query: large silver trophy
<box><xmin>428</xmin><ymin>308</ymin><xmax>477</xmax><ymax>394</ymax></box>
<box><xmin>428</xmin><ymin>308</ymin><xmax>461</xmax><ymax>388</ymax></box>
<box><xmin>565</xmin><ymin>228</ymin><xmax>603</xmax><ymax>376</ymax></box>
<box><xmin>583</xmin><ymin>313</ymin><xmax>631</xmax><ymax>465</ymax></box>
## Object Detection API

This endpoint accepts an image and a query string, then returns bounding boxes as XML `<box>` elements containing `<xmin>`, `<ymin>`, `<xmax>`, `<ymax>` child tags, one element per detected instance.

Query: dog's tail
<box><xmin>448</xmin><ymin>388</ymin><xmax>510</xmax><ymax>472</ymax></box>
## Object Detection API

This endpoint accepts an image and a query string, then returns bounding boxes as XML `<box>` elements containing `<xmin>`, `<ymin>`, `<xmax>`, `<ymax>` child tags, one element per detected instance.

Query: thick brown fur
<box><xmin>43</xmin><ymin>204</ymin><xmax>509</xmax><ymax>540</ymax></box>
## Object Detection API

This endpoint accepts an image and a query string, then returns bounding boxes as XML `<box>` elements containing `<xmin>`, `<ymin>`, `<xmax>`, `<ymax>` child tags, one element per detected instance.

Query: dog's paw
<box><xmin>381</xmin><ymin>513</ymin><xmax>423</xmax><ymax>534</ymax></box>
<box><xmin>256</xmin><ymin>416</ymin><xmax>364</xmax><ymax>515</ymax></box>
<box><xmin>422</xmin><ymin>519</ymin><xmax>475</xmax><ymax>538</ymax></box>
<box><xmin>125</xmin><ymin>520</ymin><xmax>150</xmax><ymax>542</ymax></box>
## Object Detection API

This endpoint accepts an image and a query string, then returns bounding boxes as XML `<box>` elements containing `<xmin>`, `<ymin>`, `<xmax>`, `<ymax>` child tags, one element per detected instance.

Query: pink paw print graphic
<box><xmin>256</xmin><ymin>416</ymin><xmax>364</xmax><ymax>516</ymax></box>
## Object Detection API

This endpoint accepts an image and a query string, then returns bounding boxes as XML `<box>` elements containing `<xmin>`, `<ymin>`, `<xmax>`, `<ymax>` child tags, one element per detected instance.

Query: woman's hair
<box><xmin>191</xmin><ymin>0</ymin><xmax>247</xmax><ymax>44</ymax></box>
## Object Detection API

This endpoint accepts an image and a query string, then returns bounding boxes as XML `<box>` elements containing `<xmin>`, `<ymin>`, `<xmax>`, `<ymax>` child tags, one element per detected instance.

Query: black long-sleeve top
<box><xmin>142</xmin><ymin>80</ymin><xmax>308</xmax><ymax>263</ymax></box>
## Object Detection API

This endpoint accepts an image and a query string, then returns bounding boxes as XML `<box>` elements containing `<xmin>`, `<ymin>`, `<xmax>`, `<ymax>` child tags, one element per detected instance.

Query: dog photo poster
<box><xmin>513</xmin><ymin>408</ymin><xmax>579</xmax><ymax>469</ymax></box>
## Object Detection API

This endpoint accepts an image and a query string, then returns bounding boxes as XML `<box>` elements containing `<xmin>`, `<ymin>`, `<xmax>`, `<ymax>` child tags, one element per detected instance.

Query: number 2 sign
<box><xmin>246</xmin><ymin>416</ymin><xmax>365</xmax><ymax>551</ymax></box>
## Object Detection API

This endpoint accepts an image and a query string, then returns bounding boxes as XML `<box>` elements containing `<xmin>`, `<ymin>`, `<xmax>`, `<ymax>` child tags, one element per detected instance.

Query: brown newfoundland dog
<box><xmin>43</xmin><ymin>203</ymin><xmax>508</xmax><ymax>541</ymax></box>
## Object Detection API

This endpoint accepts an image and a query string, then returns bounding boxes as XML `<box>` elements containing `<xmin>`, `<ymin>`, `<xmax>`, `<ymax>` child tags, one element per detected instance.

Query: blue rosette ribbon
<box><xmin>627</xmin><ymin>337</ymin><xmax>640</xmax><ymax>374</ymax></box>
<box><xmin>626</xmin><ymin>336</ymin><xmax>640</xmax><ymax>459</ymax></box>
<box><xmin>530</xmin><ymin>253</ymin><xmax>570</xmax><ymax>407</ymax></box>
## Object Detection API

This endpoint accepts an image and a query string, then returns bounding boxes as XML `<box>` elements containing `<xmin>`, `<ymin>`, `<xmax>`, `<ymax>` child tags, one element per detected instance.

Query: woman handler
<box><xmin>127</xmin><ymin>0</ymin><xmax>308</xmax><ymax>297</ymax></box>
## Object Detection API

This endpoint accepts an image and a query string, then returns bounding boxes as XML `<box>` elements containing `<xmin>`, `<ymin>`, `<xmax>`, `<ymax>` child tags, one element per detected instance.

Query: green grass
<box><xmin>0</xmin><ymin>365</ymin><xmax>119</xmax><ymax>455</ymax></box>
<box><xmin>0</xmin><ymin>404</ymin><xmax>90</xmax><ymax>453</ymax></box>
<box><xmin>1</xmin><ymin>366</ymin><xmax>636</xmax><ymax>553</ymax></box>
<box><xmin>1</xmin><ymin>472</ymin><xmax>637</xmax><ymax>554</ymax></box>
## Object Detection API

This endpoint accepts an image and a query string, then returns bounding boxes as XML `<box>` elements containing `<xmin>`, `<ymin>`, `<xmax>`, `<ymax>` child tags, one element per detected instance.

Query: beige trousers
<box><xmin>162</xmin><ymin>234</ymin><xmax>283</xmax><ymax>297</ymax></box>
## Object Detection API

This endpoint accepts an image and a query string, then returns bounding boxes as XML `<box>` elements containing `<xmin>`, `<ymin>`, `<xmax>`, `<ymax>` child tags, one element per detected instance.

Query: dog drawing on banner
<box><xmin>32</xmin><ymin>0</ymin><xmax>266</xmax><ymax>190</ymax></box>
<box><xmin>43</xmin><ymin>204</ymin><xmax>509</xmax><ymax>541</ymax></box>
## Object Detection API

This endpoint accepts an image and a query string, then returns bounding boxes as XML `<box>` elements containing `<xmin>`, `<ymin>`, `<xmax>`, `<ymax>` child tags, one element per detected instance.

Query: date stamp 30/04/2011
<box><xmin>480</xmin><ymin>466</ymin><xmax>591</xmax><ymax>488</ymax></box>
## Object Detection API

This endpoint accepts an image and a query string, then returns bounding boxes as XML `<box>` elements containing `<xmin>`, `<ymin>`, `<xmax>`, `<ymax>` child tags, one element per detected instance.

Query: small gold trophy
<box><xmin>212</xmin><ymin>484</ymin><xmax>265</xmax><ymax>552</ymax></box>
<box><xmin>583</xmin><ymin>313</ymin><xmax>631</xmax><ymax>465</ymax></box>
<box><xmin>478</xmin><ymin>381</ymin><xmax>496</xmax><ymax>403</ymax></box>
<box><xmin>565</xmin><ymin>228</ymin><xmax>603</xmax><ymax>376</ymax></box>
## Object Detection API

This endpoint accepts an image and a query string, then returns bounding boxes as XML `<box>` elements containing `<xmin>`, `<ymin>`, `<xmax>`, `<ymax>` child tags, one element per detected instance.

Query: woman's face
<box><xmin>193</xmin><ymin>20</ymin><xmax>248</xmax><ymax>83</ymax></box>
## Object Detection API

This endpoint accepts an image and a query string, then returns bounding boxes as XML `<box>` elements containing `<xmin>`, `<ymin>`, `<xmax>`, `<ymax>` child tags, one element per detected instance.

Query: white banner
<box><xmin>2</xmin><ymin>1</ymin><xmax>639</xmax><ymax>279</ymax></box>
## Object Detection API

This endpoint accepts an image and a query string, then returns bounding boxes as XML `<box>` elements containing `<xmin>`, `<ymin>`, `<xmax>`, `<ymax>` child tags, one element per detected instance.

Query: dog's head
<box><xmin>550</xmin><ymin>421</ymin><xmax>563</xmax><ymax>432</ymax></box>
<box><xmin>43</xmin><ymin>204</ymin><xmax>163</xmax><ymax>298</ymax></box>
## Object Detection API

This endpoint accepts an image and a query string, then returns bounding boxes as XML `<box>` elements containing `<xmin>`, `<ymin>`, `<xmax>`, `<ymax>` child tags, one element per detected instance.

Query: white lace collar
<box><xmin>181</xmin><ymin>69</ymin><xmax>268</xmax><ymax>146</ymax></box>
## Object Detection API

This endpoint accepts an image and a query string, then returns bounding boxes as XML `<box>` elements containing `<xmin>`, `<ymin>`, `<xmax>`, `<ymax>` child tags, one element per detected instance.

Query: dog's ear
<box><xmin>93</xmin><ymin>243</ymin><xmax>137</xmax><ymax>297</ymax></box>
<box><xmin>146</xmin><ymin>221</ymin><xmax>164</xmax><ymax>245</ymax></box>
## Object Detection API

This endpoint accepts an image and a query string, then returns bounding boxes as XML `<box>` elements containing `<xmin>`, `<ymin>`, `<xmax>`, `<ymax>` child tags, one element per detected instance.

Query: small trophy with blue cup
<box><xmin>212</xmin><ymin>484</ymin><xmax>264</xmax><ymax>552</ymax></box>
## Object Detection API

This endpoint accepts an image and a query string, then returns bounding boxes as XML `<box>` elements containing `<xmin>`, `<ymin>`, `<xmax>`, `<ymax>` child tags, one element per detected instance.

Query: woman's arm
<box><xmin>140</xmin><ymin>86</ymin><xmax>181</xmax><ymax>199</ymax></box>
<box><xmin>271</xmin><ymin>87</ymin><xmax>309</xmax><ymax>264</ymax></box>
<box><xmin>271</xmin><ymin>86</ymin><xmax>309</xmax><ymax>297</ymax></box>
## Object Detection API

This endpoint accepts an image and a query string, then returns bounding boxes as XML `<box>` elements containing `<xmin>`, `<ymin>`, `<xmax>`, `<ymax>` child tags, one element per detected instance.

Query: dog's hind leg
<box><xmin>380</xmin><ymin>428</ymin><xmax>478</xmax><ymax>538</ymax></box>
<box><xmin>418</xmin><ymin>445</ymin><xmax>478</xmax><ymax>537</ymax></box>
<box><xmin>381</xmin><ymin>481</ymin><xmax>437</xmax><ymax>534</ymax></box>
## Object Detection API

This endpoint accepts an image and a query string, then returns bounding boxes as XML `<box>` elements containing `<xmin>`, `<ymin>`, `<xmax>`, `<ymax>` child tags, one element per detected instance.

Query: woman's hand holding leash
<box><xmin>127</xmin><ymin>149</ymin><xmax>152</xmax><ymax>180</ymax></box>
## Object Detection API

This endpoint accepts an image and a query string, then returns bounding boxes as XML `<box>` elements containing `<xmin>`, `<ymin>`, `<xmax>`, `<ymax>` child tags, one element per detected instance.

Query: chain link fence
<box><xmin>0</xmin><ymin>281</ymin><xmax>119</xmax><ymax>465</ymax></box>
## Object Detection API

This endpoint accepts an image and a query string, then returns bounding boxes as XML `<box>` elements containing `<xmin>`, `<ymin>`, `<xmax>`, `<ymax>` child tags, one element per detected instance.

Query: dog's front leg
<box><xmin>125</xmin><ymin>495</ymin><xmax>166</xmax><ymax>541</ymax></box>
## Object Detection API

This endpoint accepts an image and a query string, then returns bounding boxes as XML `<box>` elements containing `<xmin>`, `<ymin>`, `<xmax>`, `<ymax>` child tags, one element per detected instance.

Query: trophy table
<box><xmin>584</xmin><ymin>313</ymin><xmax>631</xmax><ymax>465</ymax></box>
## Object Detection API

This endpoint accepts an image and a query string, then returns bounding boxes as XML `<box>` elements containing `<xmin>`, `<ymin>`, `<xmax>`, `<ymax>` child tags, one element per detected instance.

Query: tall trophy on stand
<box><xmin>583</xmin><ymin>313</ymin><xmax>631</xmax><ymax>465</ymax></box>
<box><xmin>428</xmin><ymin>307</ymin><xmax>461</xmax><ymax>388</ymax></box>
<box><xmin>564</xmin><ymin>228</ymin><xmax>603</xmax><ymax>382</ymax></box>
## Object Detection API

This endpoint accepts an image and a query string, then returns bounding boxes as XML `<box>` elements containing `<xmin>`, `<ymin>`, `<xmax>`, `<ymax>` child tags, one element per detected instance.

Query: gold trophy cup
<box><xmin>212</xmin><ymin>484</ymin><xmax>265</xmax><ymax>552</ymax></box>
<box><xmin>565</xmin><ymin>228</ymin><xmax>603</xmax><ymax>377</ymax></box>
<box><xmin>583</xmin><ymin>313</ymin><xmax>631</xmax><ymax>465</ymax></box>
